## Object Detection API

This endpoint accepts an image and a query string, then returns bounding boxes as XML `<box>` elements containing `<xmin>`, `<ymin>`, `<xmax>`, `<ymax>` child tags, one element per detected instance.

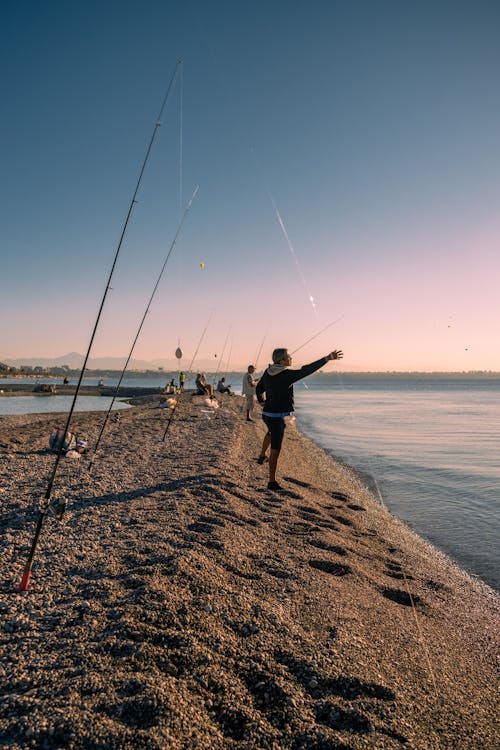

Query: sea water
<box><xmin>0</xmin><ymin>394</ymin><xmax>131</xmax><ymax>416</ymax></box>
<box><xmin>294</xmin><ymin>376</ymin><xmax>500</xmax><ymax>591</ymax></box>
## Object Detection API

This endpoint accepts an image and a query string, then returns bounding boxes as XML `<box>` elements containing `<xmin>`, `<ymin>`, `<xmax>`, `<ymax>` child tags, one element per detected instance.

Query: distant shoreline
<box><xmin>2</xmin><ymin>370</ymin><xmax>500</xmax><ymax>380</ymax></box>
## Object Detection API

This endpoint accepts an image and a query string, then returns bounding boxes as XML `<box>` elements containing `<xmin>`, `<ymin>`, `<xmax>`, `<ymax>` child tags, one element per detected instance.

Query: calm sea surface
<box><xmin>2</xmin><ymin>374</ymin><xmax>498</xmax><ymax>590</ymax></box>
<box><xmin>0</xmin><ymin>396</ymin><xmax>131</xmax><ymax>416</ymax></box>
<box><xmin>294</xmin><ymin>376</ymin><xmax>499</xmax><ymax>592</ymax></box>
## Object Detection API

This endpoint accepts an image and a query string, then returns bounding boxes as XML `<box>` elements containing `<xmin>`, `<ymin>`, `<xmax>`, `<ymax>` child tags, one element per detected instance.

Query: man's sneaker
<box><xmin>257</xmin><ymin>456</ymin><xmax>267</xmax><ymax>464</ymax></box>
<box><xmin>267</xmin><ymin>481</ymin><xmax>283</xmax><ymax>491</ymax></box>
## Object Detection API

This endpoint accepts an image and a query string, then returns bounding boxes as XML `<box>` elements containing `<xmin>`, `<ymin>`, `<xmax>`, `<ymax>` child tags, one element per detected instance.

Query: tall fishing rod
<box><xmin>88</xmin><ymin>184</ymin><xmax>199</xmax><ymax>471</ymax></box>
<box><xmin>291</xmin><ymin>316</ymin><xmax>344</xmax><ymax>355</ymax></box>
<box><xmin>161</xmin><ymin>310</ymin><xmax>214</xmax><ymax>442</ymax></box>
<box><xmin>17</xmin><ymin>62</ymin><xmax>182</xmax><ymax>593</ymax></box>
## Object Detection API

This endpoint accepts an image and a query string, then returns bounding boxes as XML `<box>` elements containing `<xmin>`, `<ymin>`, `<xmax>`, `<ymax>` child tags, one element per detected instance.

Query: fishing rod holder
<box><xmin>38</xmin><ymin>495</ymin><xmax>67</xmax><ymax>521</ymax></box>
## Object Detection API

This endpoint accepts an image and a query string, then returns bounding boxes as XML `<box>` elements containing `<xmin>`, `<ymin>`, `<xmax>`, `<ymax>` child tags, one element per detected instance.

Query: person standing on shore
<box><xmin>242</xmin><ymin>365</ymin><xmax>257</xmax><ymax>421</ymax></box>
<box><xmin>179</xmin><ymin>371</ymin><xmax>186</xmax><ymax>391</ymax></box>
<box><xmin>256</xmin><ymin>348</ymin><xmax>343</xmax><ymax>491</ymax></box>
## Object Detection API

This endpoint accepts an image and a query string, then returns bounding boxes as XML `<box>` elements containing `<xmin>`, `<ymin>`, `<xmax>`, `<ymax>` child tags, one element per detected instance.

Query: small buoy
<box><xmin>175</xmin><ymin>347</ymin><xmax>183</xmax><ymax>359</ymax></box>
<box><xmin>199</xmin><ymin>262</ymin><xmax>205</xmax><ymax>269</ymax></box>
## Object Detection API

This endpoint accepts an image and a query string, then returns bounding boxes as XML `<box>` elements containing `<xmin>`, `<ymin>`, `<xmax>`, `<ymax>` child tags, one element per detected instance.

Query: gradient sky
<box><xmin>2</xmin><ymin>0</ymin><xmax>499</xmax><ymax>371</ymax></box>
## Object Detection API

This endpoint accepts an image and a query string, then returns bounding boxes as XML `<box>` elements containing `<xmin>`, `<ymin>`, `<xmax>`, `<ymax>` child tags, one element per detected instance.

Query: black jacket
<box><xmin>256</xmin><ymin>357</ymin><xmax>328</xmax><ymax>413</ymax></box>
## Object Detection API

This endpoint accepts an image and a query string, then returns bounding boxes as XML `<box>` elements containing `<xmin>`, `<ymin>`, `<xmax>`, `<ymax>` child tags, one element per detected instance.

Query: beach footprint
<box><xmin>308</xmin><ymin>539</ymin><xmax>348</xmax><ymax>557</ymax></box>
<box><xmin>330</xmin><ymin>491</ymin><xmax>351</xmax><ymax>502</ymax></box>
<box><xmin>380</xmin><ymin>587</ymin><xmax>424</xmax><ymax>608</ymax></box>
<box><xmin>308</xmin><ymin>559</ymin><xmax>351</xmax><ymax>576</ymax></box>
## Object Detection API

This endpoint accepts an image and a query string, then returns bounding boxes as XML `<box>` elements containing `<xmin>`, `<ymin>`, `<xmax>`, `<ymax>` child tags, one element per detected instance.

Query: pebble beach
<box><xmin>0</xmin><ymin>392</ymin><xmax>498</xmax><ymax>750</ymax></box>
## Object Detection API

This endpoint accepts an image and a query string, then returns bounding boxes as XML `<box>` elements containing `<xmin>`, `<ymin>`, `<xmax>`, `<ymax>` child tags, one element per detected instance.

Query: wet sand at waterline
<box><xmin>0</xmin><ymin>393</ymin><xmax>498</xmax><ymax>749</ymax></box>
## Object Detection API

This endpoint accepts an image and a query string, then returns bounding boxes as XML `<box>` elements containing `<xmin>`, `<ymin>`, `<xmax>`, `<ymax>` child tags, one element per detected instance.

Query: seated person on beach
<box><xmin>195</xmin><ymin>372</ymin><xmax>214</xmax><ymax>397</ymax></box>
<box><xmin>216</xmin><ymin>377</ymin><xmax>231</xmax><ymax>394</ymax></box>
<box><xmin>256</xmin><ymin>347</ymin><xmax>343</xmax><ymax>491</ymax></box>
<box><xmin>165</xmin><ymin>378</ymin><xmax>176</xmax><ymax>394</ymax></box>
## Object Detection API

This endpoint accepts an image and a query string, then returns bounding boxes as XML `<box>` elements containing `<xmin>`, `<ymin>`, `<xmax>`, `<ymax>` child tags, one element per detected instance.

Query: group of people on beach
<box><xmin>242</xmin><ymin>347</ymin><xmax>343</xmax><ymax>491</ymax></box>
<box><xmin>169</xmin><ymin>346</ymin><xmax>344</xmax><ymax>492</ymax></box>
<box><xmin>194</xmin><ymin>373</ymin><xmax>233</xmax><ymax>397</ymax></box>
<box><xmin>164</xmin><ymin>373</ymin><xmax>187</xmax><ymax>394</ymax></box>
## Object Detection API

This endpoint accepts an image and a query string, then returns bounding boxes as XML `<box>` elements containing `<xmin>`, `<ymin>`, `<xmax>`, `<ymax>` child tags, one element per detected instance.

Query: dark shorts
<box><xmin>262</xmin><ymin>414</ymin><xmax>286</xmax><ymax>450</ymax></box>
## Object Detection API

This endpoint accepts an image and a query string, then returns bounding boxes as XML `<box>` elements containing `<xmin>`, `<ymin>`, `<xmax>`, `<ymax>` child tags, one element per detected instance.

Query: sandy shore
<box><xmin>0</xmin><ymin>393</ymin><xmax>498</xmax><ymax>749</ymax></box>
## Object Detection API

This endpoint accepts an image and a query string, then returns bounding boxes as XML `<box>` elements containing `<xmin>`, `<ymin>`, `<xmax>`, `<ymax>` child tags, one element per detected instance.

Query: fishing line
<box><xmin>178</xmin><ymin>61</ymin><xmax>184</xmax><ymax>217</ymax></box>
<box><xmin>267</xmin><ymin>190</ymin><xmax>320</xmax><ymax>323</ymax></box>
<box><xmin>370</xmin><ymin>478</ymin><xmax>438</xmax><ymax>691</ymax></box>
<box><xmin>161</xmin><ymin>309</ymin><xmax>215</xmax><ymax>442</ymax></box>
<box><xmin>17</xmin><ymin>61</ymin><xmax>182</xmax><ymax>593</ymax></box>
<box><xmin>88</xmin><ymin>184</ymin><xmax>199</xmax><ymax>471</ymax></box>
<box><xmin>332</xmin><ymin>370</ymin><xmax>439</xmax><ymax>695</ymax></box>
<box><xmin>212</xmin><ymin>326</ymin><xmax>232</xmax><ymax>385</ymax></box>
<box><xmin>251</xmin><ymin>147</ymin><xmax>321</xmax><ymax>323</ymax></box>
<box><xmin>291</xmin><ymin>317</ymin><xmax>438</xmax><ymax>692</ymax></box>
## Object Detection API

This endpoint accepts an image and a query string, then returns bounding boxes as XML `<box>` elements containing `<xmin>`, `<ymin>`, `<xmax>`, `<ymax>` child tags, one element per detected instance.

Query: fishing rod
<box><xmin>253</xmin><ymin>329</ymin><xmax>268</xmax><ymax>372</ymax></box>
<box><xmin>224</xmin><ymin>338</ymin><xmax>233</xmax><ymax>380</ymax></box>
<box><xmin>88</xmin><ymin>184</ymin><xmax>199</xmax><ymax>471</ymax></box>
<box><xmin>161</xmin><ymin>310</ymin><xmax>214</xmax><ymax>442</ymax></box>
<box><xmin>290</xmin><ymin>316</ymin><xmax>344</xmax><ymax>356</ymax></box>
<box><xmin>17</xmin><ymin>62</ymin><xmax>182</xmax><ymax>593</ymax></box>
<box><xmin>212</xmin><ymin>326</ymin><xmax>231</xmax><ymax>386</ymax></box>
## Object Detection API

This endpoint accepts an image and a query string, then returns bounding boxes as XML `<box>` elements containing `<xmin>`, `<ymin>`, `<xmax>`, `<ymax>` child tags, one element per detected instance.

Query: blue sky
<box><xmin>2</xmin><ymin>0</ymin><xmax>499</xmax><ymax>370</ymax></box>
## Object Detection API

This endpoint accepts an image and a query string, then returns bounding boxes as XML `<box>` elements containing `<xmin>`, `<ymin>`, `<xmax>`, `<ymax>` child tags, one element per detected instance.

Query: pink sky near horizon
<box><xmin>5</xmin><ymin>216</ymin><xmax>499</xmax><ymax>373</ymax></box>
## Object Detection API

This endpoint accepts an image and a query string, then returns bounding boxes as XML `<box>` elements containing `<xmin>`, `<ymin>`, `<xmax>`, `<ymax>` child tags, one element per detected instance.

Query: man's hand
<box><xmin>327</xmin><ymin>350</ymin><xmax>343</xmax><ymax>360</ymax></box>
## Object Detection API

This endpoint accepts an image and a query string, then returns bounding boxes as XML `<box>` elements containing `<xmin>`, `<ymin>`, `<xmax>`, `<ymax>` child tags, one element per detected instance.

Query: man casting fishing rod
<box><xmin>256</xmin><ymin>347</ymin><xmax>343</xmax><ymax>491</ymax></box>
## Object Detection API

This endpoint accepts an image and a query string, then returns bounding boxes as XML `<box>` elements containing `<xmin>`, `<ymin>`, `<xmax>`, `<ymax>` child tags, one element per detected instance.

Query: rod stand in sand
<box><xmin>161</xmin><ymin>410</ymin><xmax>176</xmax><ymax>442</ymax></box>
<box><xmin>18</xmin><ymin>493</ymin><xmax>66</xmax><ymax>591</ymax></box>
<box><xmin>18</xmin><ymin>508</ymin><xmax>47</xmax><ymax>592</ymax></box>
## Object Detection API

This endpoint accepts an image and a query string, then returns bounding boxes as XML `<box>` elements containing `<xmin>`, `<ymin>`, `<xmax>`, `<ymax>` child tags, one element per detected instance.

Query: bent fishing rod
<box><xmin>290</xmin><ymin>316</ymin><xmax>344</xmax><ymax>355</ymax></box>
<box><xmin>253</xmin><ymin>329</ymin><xmax>268</xmax><ymax>372</ymax></box>
<box><xmin>18</xmin><ymin>62</ymin><xmax>182</xmax><ymax>593</ymax></box>
<box><xmin>161</xmin><ymin>310</ymin><xmax>214</xmax><ymax>442</ymax></box>
<box><xmin>88</xmin><ymin>184</ymin><xmax>199</xmax><ymax>471</ymax></box>
<box><xmin>223</xmin><ymin>338</ymin><xmax>234</xmax><ymax>380</ymax></box>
